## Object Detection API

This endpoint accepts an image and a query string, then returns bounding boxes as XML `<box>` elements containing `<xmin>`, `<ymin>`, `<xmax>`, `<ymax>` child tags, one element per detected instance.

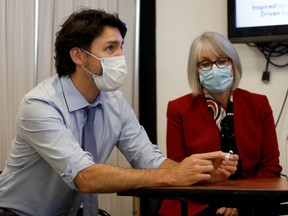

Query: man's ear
<box><xmin>70</xmin><ymin>47</ymin><xmax>84</xmax><ymax>65</ymax></box>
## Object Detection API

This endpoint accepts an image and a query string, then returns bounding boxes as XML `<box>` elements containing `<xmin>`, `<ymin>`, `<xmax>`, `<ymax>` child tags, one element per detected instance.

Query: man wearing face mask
<box><xmin>80</xmin><ymin>49</ymin><xmax>127</xmax><ymax>92</ymax></box>
<box><xmin>0</xmin><ymin>10</ymin><xmax>239</xmax><ymax>216</ymax></box>
<box><xmin>158</xmin><ymin>31</ymin><xmax>282</xmax><ymax>216</ymax></box>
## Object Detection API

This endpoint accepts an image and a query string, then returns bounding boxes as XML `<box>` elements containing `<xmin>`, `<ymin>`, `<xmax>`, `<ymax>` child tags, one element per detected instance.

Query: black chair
<box><xmin>278</xmin><ymin>202</ymin><xmax>288</xmax><ymax>216</ymax></box>
<box><xmin>98</xmin><ymin>209</ymin><xmax>110</xmax><ymax>216</ymax></box>
<box><xmin>140</xmin><ymin>198</ymin><xmax>163</xmax><ymax>216</ymax></box>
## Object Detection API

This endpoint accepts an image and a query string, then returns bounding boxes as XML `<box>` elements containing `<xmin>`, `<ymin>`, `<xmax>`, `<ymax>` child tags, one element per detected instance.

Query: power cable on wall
<box><xmin>275</xmin><ymin>87</ymin><xmax>288</xmax><ymax>128</ymax></box>
<box><xmin>247</xmin><ymin>42</ymin><xmax>288</xmax><ymax>82</ymax></box>
<box><xmin>246</xmin><ymin>42</ymin><xmax>288</xmax><ymax>178</ymax></box>
<box><xmin>278</xmin><ymin>87</ymin><xmax>288</xmax><ymax>178</ymax></box>
<box><xmin>246</xmin><ymin>42</ymin><xmax>288</xmax><ymax>128</ymax></box>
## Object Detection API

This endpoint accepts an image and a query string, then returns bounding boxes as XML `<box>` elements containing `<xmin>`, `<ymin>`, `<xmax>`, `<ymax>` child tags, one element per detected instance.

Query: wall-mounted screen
<box><xmin>228</xmin><ymin>0</ymin><xmax>288</xmax><ymax>43</ymax></box>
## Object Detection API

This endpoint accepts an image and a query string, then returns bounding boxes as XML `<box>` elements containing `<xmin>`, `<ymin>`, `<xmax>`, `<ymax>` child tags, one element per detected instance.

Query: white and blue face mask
<box><xmin>199</xmin><ymin>65</ymin><xmax>233</xmax><ymax>93</ymax></box>
<box><xmin>81</xmin><ymin>49</ymin><xmax>128</xmax><ymax>92</ymax></box>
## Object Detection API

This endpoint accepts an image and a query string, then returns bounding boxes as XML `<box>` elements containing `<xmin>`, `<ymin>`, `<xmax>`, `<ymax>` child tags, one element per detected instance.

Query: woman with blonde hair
<box><xmin>158</xmin><ymin>32</ymin><xmax>282</xmax><ymax>216</ymax></box>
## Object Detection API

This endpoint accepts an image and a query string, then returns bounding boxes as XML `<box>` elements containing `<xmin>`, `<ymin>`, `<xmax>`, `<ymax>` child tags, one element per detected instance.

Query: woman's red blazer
<box><xmin>158</xmin><ymin>88</ymin><xmax>282</xmax><ymax>216</ymax></box>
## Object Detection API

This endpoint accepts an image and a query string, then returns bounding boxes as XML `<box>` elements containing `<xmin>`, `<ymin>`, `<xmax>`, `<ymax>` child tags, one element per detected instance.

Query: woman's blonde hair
<box><xmin>187</xmin><ymin>31</ymin><xmax>242</xmax><ymax>95</ymax></box>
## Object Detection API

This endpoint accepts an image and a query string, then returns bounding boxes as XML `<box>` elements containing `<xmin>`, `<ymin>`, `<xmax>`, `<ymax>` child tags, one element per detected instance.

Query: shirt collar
<box><xmin>60</xmin><ymin>76</ymin><xmax>103</xmax><ymax>112</ymax></box>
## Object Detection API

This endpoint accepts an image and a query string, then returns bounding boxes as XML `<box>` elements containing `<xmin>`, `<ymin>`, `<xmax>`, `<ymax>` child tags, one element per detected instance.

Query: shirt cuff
<box><xmin>61</xmin><ymin>151</ymin><xmax>95</xmax><ymax>190</ymax></box>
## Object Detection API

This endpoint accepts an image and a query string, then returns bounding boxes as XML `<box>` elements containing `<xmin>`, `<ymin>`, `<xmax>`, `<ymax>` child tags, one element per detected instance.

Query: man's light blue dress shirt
<box><xmin>0</xmin><ymin>75</ymin><xmax>166</xmax><ymax>216</ymax></box>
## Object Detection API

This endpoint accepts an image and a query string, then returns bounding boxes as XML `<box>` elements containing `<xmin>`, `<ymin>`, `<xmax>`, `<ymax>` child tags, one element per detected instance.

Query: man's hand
<box><xmin>200</xmin><ymin>151</ymin><xmax>239</xmax><ymax>184</ymax></box>
<box><xmin>166</xmin><ymin>151</ymin><xmax>238</xmax><ymax>186</ymax></box>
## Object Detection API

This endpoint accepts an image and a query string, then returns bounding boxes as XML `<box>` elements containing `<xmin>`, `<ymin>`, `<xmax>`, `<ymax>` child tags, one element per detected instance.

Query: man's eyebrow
<box><xmin>105</xmin><ymin>40</ymin><xmax>124</xmax><ymax>45</ymax></box>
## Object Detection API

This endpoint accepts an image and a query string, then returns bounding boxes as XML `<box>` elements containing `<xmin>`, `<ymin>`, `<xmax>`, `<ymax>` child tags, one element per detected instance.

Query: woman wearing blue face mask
<box><xmin>158</xmin><ymin>32</ymin><xmax>282</xmax><ymax>216</ymax></box>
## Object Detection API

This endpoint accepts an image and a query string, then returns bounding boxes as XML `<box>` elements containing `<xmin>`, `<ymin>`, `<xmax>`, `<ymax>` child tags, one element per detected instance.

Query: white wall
<box><xmin>156</xmin><ymin>0</ymin><xmax>288</xmax><ymax>175</ymax></box>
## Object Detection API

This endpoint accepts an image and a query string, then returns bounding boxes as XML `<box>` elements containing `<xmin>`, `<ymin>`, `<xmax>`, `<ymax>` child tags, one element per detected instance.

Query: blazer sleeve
<box><xmin>255</xmin><ymin>96</ymin><xmax>282</xmax><ymax>178</ymax></box>
<box><xmin>166</xmin><ymin>101</ymin><xmax>187</xmax><ymax>162</ymax></box>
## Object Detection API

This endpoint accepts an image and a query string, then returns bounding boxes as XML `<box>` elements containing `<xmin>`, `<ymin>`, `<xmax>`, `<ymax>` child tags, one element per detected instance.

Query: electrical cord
<box><xmin>262</xmin><ymin>47</ymin><xmax>272</xmax><ymax>82</ymax></box>
<box><xmin>275</xmin><ymin>87</ymin><xmax>288</xmax><ymax>128</ymax></box>
<box><xmin>247</xmin><ymin>42</ymin><xmax>288</xmax><ymax>82</ymax></box>
<box><xmin>275</xmin><ymin>86</ymin><xmax>288</xmax><ymax>178</ymax></box>
<box><xmin>276</xmin><ymin>88</ymin><xmax>288</xmax><ymax>178</ymax></box>
<box><xmin>247</xmin><ymin>42</ymin><xmax>288</xmax><ymax>177</ymax></box>
<box><xmin>254</xmin><ymin>42</ymin><xmax>288</xmax><ymax>67</ymax></box>
<box><xmin>252</xmin><ymin>42</ymin><xmax>288</xmax><ymax>126</ymax></box>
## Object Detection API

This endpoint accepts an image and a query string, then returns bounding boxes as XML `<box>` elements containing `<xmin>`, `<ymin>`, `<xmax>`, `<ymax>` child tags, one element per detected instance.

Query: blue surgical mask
<box><xmin>199</xmin><ymin>65</ymin><xmax>233</xmax><ymax>93</ymax></box>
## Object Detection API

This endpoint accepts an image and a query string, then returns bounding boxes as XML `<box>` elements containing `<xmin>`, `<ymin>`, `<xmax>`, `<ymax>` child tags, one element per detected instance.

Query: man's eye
<box><xmin>106</xmin><ymin>46</ymin><xmax>114</xmax><ymax>51</ymax></box>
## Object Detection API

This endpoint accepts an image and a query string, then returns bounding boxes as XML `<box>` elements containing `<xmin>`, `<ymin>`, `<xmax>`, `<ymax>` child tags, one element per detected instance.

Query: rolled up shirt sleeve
<box><xmin>17</xmin><ymin>95</ymin><xmax>94</xmax><ymax>189</ymax></box>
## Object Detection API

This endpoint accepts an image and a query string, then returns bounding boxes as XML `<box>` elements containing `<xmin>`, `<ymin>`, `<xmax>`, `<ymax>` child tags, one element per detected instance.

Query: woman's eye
<box><xmin>201</xmin><ymin>62</ymin><xmax>211</xmax><ymax>67</ymax></box>
<box><xmin>217</xmin><ymin>60</ymin><xmax>226</xmax><ymax>64</ymax></box>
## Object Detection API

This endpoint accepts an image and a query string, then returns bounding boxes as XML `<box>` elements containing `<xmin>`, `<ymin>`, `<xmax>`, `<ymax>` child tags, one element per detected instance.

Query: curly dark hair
<box><xmin>54</xmin><ymin>9</ymin><xmax>127</xmax><ymax>77</ymax></box>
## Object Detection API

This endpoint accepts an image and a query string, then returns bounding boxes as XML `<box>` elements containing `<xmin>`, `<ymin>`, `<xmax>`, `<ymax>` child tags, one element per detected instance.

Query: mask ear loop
<box><xmin>81</xmin><ymin>49</ymin><xmax>102</xmax><ymax>61</ymax></box>
<box><xmin>81</xmin><ymin>49</ymin><xmax>104</xmax><ymax>78</ymax></box>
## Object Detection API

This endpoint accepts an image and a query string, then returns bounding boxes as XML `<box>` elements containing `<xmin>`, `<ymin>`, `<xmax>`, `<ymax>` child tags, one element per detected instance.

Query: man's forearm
<box><xmin>74</xmin><ymin>163</ymin><xmax>174</xmax><ymax>193</ymax></box>
<box><xmin>159</xmin><ymin>158</ymin><xmax>179</xmax><ymax>169</ymax></box>
<box><xmin>74</xmin><ymin>151</ymin><xmax>238</xmax><ymax>194</ymax></box>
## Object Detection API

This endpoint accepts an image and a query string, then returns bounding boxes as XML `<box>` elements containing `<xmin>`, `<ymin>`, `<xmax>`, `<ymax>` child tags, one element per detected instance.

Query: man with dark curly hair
<box><xmin>0</xmin><ymin>9</ymin><xmax>238</xmax><ymax>216</ymax></box>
